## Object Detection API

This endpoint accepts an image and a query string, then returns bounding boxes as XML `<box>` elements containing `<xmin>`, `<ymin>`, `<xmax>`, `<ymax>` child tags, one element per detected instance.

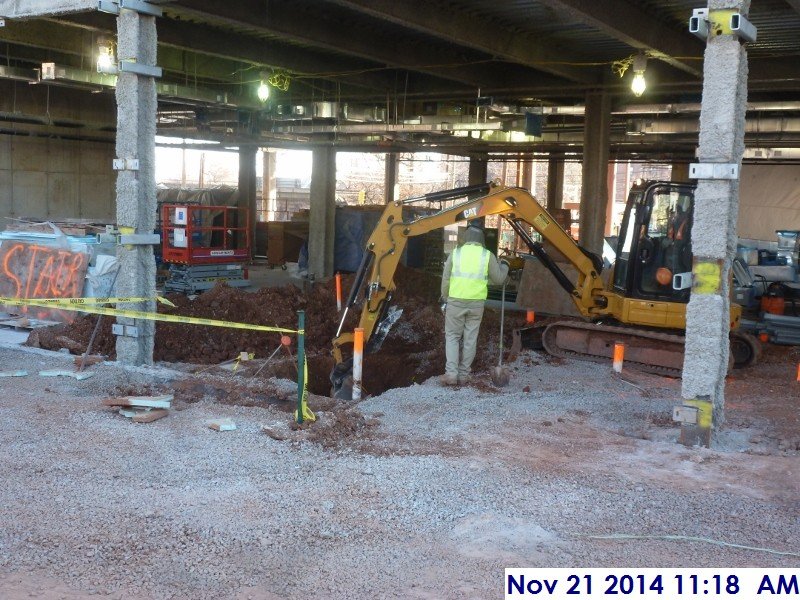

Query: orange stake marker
<box><xmin>796</xmin><ymin>363</ymin><xmax>800</xmax><ymax>382</ymax></box>
<box><xmin>335</xmin><ymin>272</ymin><xmax>343</xmax><ymax>312</ymax></box>
<box><xmin>353</xmin><ymin>327</ymin><xmax>364</xmax><ymax>401</ymax></box>
<box><xmin>526</xmin><ymin>310</ymin><xmax>535</xmax><ymax>324</ymax></box>
<box><xmin>613</xmin><ymin>342</ymin><xmax>625</xmax><ymax>374</ymax></box>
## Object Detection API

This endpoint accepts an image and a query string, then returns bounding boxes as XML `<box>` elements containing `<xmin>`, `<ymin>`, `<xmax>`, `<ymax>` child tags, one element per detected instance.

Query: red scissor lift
<box><xmin>161</xmin><ymin>204</ymin><xmax>251</xmax><ymax>293</ymax></box>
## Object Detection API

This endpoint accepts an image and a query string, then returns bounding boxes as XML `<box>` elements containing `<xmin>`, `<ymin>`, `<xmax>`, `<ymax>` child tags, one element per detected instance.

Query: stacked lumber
<box><xmin>102</xmin><ymin>395</ymin><xmax>172</xmax><ymax>423</ymax></box>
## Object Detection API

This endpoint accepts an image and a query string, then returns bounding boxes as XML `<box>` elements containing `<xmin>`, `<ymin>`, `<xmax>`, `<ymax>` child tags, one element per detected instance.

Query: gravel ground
<box><xmin>0</xmin><ymin>342</ymin><xmax>798</xmax><ymax>600</ymax></box>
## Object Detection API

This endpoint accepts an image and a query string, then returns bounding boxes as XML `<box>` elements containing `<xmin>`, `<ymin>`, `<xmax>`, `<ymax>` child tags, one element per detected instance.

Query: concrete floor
<box><xmin>0</xmin><ymin>340</ymin><xmax>797</xmax><ymax>599</ymax></box>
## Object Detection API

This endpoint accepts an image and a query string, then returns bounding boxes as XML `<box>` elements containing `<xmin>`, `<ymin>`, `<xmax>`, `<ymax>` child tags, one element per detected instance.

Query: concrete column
<box><xmin>468</xmin><ymin>154</ymin><xmax>489</xmax><ymax>227</ymax></box>
<box><xmin>546</xmin><ymin>156</ymin><xmax>564</xmax><ymax>211</ymax></box>
<box><xmin>578</xmin><ymin>92</ymin><xmax>612</xmax><ymax>254</ymax></box>
<box><xmin>262</xmin><ymin>149</ymin><xmax>277</xmax><ymax>220</ymax></box>
<box><xmin>520</xmin><ymin>160</ymin><xmax>533</xmax><ymax>192</ymax></box>
<box><xmin>114</xmin><ymin>9</ymin><xmax>157</xmax><ymax>366</ymax></box>
<box><xmin>384</xmin><ymin>152</ymin><xmax>399</xmax><ymax>203</ymax></box>
<box><xmin>309</xmin><ymin>147</ymin><xmax>336</xmax><ymax>278</ymax></box>
<box><xmin>680</xmin><ymin>0</ymin><xmax>750</xmax><ymax>448</ymax></box>
<box><xmin>672</xmin><ymin>162</ymin><xmax>690</xmax><ymax>182</ymax></box>
<box><xmin>605</xmin><ymin>162</ymin><xmax>616</xmax><ymax>236</ymax></box>
<box><xmin>468</xmin><ymin>155</ymin><xmax>488</xmax><ymax>186</ymax></box>
<box><xmin>238</xmin><ymin>146</ymin><xmax>257</xmax><ymax>255</ymax></box>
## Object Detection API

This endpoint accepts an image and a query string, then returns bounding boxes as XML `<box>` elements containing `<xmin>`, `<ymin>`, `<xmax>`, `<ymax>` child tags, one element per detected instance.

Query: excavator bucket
<box><xmin>330</xmin><ymin>358</ymin><xmax>354</xmax><ymax>400</ymax></box>
<box><xmin>366</xmin><ymin>306</ymin><xmax>402</xmax><ymax>353</ymax></box>
<box><xmin>329</xmin><ymin>306</ymin><xmax>403</xmax><ymax>400</ymax></box>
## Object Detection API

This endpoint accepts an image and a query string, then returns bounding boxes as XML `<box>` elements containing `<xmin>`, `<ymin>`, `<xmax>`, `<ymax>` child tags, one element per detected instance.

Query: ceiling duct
<box><xmin>33</xmin><ymin>63</ymin><xmax>259</xmax><ymax>109</ymax></box>
<box><xmin>629</xmin><ymin>117</ymin><xmax>800</xmax><ymax>135</ymax></box>
<box><xmin>271</xmin><ymin>102</ymin><xmax>387</xmax><ymax>122</ymax></box>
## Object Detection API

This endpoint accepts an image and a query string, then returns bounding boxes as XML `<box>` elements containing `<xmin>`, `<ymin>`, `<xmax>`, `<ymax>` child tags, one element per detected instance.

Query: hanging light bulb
<box><xmin>630</xmin><ymin>53</ymin><xmax>648</xmax><ymax>97</ymax></box>
<box><xmin>257</xmin><ymin>77</ymin><xmax>270</xmax><ymax>103</ymax></box>
<box><xmin>96</xmin><ymin>36</ymin><xmax>116</xmax><ymax>74</ymax></box>
<box><xmin>631</xmin><ymin>72</ymin><xmax>647</xmax><ymax>96</ymax></box>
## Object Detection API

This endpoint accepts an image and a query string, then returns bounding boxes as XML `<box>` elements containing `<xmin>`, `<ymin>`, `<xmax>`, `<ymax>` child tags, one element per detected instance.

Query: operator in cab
<box><xmin>440</xmin><ymin>224</ymin><xmax>509</xmax><ymax>386</ymax></box>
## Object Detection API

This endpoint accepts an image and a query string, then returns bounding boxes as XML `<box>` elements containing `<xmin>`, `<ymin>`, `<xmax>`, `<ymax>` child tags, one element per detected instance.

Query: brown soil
<box><xmin>26</xmin><ymin>265</ymin><xmax>526</xmax><ymax>397</ymax></box>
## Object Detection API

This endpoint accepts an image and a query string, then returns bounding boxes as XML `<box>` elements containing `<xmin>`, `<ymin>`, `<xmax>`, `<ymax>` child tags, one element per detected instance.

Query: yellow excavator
<box><xmin>330</xmin><ymin>180</ymin><xmax>760</xmax><ymax>396</ymax></box>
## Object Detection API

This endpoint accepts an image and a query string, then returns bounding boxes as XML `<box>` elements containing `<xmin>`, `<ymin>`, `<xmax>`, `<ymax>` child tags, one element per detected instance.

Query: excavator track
<box><xmin>542</xmin><ymin>321</ymin><xmax>687</xmax><ymax>377</ymax></box>
<box><xmin>541</xmin><ymin>321</ymin><xmax>763</xmax><ymax>376</ymax></box>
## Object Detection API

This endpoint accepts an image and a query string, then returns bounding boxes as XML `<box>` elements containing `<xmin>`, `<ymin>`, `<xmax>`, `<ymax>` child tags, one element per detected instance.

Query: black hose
<box><xmin>508</xmin><ymin>219</ymin><xmax>577</xmax><ymax>296</ymax></box>
<box><xmin>345</xmin><ymin>250</ymin><xmax>374</xmax><ymax>309</ymax></box>
<box><xmin>402</xmin><ymin>182</ymin><xmax>493</xmax><ymax>205</ymax></box>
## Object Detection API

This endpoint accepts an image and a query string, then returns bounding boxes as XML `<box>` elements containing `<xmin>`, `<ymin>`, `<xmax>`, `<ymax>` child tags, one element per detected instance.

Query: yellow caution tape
<box><xmin>1</xmin><ymin>296</ymin><xmax>176</xmax><ymax>308</ymax></box>
<box><xmin>3</xmin><ymin>294</ymin><xmax>315</xmax><ymax>423</ymax></box>
<box><xmin>294</xmin><ymin>360</ymin><xmax>316</xmax><ymax>423</ymax></box>
<box><xmin>0</xmin><ymin>296</ymin><xmax>299</xmax><ymax>334</ymax></box>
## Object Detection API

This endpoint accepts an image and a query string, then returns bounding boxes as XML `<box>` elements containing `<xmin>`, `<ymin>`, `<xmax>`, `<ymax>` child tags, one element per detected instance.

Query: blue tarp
<box><xmin>298</xmin><ymin>207</ymin><xmax>435</xmax><ymax>273</ymax></box>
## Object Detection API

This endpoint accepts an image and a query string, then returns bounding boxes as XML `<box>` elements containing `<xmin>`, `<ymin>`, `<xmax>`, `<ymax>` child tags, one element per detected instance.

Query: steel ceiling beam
<box><xmin>0</xmin><ymin>0</ymin><xmax>97</xmax><ymax>18</ymax></box>
<box><xmin>0</xmin><ymin>19</ymin><xmax>264</xmax><ymax>84</ymax></box>
<box><xmin>536</xmin><ymin>0</ymin><xmax>704</xmax><ymax>77</ymax></box>
<box><xmin>322</xmin><ymin>0</ymin><xmax>598</xmax><ymax>84</ymax></box>
<box><xmin>51</xmin><ymin>12</ymin><xmax>405</xmax><ymax>95</ymax></box>
<box><xmin>163</xmin><ymin>0</ymin><xmax>550</xmax><ymax>89</ymax></box>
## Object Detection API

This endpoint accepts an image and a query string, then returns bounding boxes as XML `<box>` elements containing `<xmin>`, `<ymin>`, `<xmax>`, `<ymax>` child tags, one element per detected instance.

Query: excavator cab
<box><xmin>613</xmin><ymin>181</ymin><xmax>695</xmax><ymax>305</ymax></box>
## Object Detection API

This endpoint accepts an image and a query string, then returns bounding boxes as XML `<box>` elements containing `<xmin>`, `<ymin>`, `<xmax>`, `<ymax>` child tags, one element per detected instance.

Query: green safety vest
<box><xmin>448</xmin><ymin>243</ymin><xmax>490</xmax><ymax>300</ymax></box>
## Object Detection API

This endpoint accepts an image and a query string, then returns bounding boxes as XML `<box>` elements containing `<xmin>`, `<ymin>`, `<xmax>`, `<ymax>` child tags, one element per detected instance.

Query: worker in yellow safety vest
<box><xmin>439</xmin><ymin>225</ymin><xmax>509</xmax><ymax>385</ymax></box>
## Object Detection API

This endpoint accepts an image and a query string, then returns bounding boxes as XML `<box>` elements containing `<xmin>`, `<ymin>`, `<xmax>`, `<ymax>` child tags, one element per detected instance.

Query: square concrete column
<box><xmin>680</xmin><ymin>0</ymin><xmax>750</xmax><ymax>447</ymax></box>
<box><xmin>262</xmin><ymin>149</ymin><xmax>277</xmax><ymax>220</ymax></box>
<box><xmin>672</xmin><ymin>162</ymin><xmax>690</xmax><ymax>182</ymax></box>
<box><xmin>578</xmin><ymin>92</ymin><xmax>612</xmax><ymax>254</ymax></box>
<box><xmin>114</xmin><ymin>8</ymin><xmax>158</xmax><ymax>366</ymax></box>
<box><xmin>468</xmin><ymin>154</ymin><xmax>489</xmax><ymax>226</ymax></box>
<box><xmin>546</xmin><ymin>156</ymin><xmax>564</xmax><ymax>211</ymax></box>
<box><xmin>238</xmin><ymin>146</ymin><xmax>257</xmax><ymax>256</ymax></box>
<box><xmin>384</xmin><ymin>153</ymin><xmax>399</xmax><ymax>203</ymax></box>
<box><xmin>520</xmin><ymin>160</ymin><xmax>533</xmax><ymax>193</ymax></box>
<box><xmin>605</xmin><ymin>162</ymin><xmax>616</xmax><ymax>236</ymax></box>
<box><xmin>468</xmin><ymin>155</ymin><xmax>488</xmax><ymax>186</ymax></box>
<box><xmin>309</xmin><ymin>147</ymin><xmax>336</xmax><ymax>278</ymax></box>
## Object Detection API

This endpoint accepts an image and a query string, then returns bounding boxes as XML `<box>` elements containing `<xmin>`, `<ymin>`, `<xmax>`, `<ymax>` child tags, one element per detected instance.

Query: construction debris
<box><xmin>103</xmin><ymin>395</ymin><xmax>172</xmax><ymax>424</ymax></box>
<box><xmin>132</xmin><ymin>409</ymin><xmax>169</xmax><ymax>423</ymax></box>
<box><xmin>74</xmin><ymin>355</ymin><xmax>104</xmax><ymax>368</ymax></box>
<box><xmin>102</xmin><ymin>395</ymin><xmax>173</xmax><ymax>409</ymax></box>
<box><xmin>208</xmin><ymin>418</ymin><xmax>237</xmax><ymax>432</ymax></box>
<box><xmin>38</xmin><ymin>370</ymin><xmax>94</xmax><ymax>380</ymax></box>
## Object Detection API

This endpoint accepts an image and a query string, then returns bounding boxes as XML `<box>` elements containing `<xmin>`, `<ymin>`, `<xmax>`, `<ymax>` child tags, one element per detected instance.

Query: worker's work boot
<box><xmin>457</xmin><ymin>374</ymin><xmax>471</xmax><ymax>386</ymax></box>
<box><xmin>439</xmin><ymin>373</ymin><xmax>458</xmax><ymax>386</ymax></box>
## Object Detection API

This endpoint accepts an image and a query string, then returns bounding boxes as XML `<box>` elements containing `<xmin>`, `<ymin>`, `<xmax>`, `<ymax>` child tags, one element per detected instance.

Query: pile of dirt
<box><xmin>27</xmin><ymin>265</ymin><xmax>525</xmax><ymax>396</ymax></box>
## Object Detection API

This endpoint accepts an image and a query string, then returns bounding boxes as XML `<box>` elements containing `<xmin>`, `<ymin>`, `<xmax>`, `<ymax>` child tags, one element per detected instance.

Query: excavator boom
<box><xmin>330</xmin><ymin>180</ymin><xmax>760</xmax><ymax>397</ymax></box>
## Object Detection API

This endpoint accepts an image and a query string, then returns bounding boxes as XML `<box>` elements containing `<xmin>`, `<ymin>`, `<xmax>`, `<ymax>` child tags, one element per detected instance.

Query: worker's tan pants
<box><xmin>444</xmin><ymin>300</ymin><xmax>484</xmax><ymax>378</ymax></box>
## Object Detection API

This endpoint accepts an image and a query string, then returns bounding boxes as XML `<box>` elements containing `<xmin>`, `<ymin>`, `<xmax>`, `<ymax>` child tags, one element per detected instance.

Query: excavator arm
<box><xmin>330</xmin><ymin>181</ymin><xmax>608</xmax><ymax>393</ymax></box>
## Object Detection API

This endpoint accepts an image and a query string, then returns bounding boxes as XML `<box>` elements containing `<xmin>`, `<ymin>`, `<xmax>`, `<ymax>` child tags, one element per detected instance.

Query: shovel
<box><xmin>491</xmin><ymin>279</ymin><xmax>511</xmax><ymax>387</ymax></box>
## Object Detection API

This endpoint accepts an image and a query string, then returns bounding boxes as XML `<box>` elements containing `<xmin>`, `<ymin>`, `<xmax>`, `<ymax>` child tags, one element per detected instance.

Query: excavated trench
<box><xmin>27</xmin><ymin>266</ymin><xmax>524</xmax><ymax>397</ymax></box>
